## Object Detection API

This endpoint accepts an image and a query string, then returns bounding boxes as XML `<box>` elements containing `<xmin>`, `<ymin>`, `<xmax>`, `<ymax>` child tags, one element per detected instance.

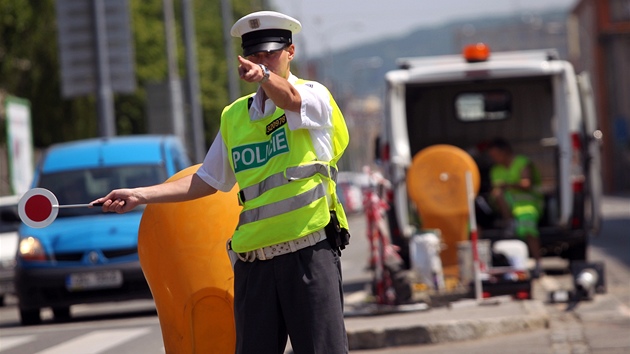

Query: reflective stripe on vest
<box><xmin>239</xmin><ymin>162</ymin><xmax>337</xmax><ymax>203</ymax></box>
<box><xmin>238</xmin><ymin>183</ymin><xmax>327</xmax><ymax>227</ymax></box>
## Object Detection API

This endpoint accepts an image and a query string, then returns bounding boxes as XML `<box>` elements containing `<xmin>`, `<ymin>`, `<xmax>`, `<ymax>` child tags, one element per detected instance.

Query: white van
<box><xmin>377</xmin><ymin>44</ymin><xmax>603</xmax><ymax>263</ymax></box>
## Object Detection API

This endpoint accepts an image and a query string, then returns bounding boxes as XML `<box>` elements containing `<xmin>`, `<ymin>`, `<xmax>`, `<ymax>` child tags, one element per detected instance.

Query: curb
<box><xmin>346</xmin><ymin>300</ymin><xmax>549</xmax><ymax>351</ymax></box>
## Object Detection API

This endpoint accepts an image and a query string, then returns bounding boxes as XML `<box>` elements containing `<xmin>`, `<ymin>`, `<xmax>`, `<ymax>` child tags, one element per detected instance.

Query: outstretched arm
<box><xmin>93</xmin><ymin>173</ymin><xmax>217</xmax><ymax>214</ymax></box>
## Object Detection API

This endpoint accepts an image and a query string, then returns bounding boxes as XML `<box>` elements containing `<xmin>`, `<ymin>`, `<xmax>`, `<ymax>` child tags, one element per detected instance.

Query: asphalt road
<box><xmin>0</xmin><ymin>195</ymin><xmax>628</xmax><ymax>353</ymax></box>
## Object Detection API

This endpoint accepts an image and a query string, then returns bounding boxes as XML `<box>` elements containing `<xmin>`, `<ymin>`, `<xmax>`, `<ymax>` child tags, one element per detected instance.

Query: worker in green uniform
<box><xmin>487</xmin><ymin>138</ymin><xmax>544</xmax><ymax>278</ymax></box>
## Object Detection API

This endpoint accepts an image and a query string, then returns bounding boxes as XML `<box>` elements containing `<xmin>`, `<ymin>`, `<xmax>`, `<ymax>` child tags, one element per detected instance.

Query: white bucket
<box><xmin>492</xmin><ymin>239</ymin><xmax>529</xmax><ymax>270</ymax></box>
<box><xmin>410</xmin><ymin>230</ymin><xmax>445</xmax><ymax>291</ymax></box>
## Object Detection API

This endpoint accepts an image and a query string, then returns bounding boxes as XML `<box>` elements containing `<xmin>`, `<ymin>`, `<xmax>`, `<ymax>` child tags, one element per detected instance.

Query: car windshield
<box><xmin>37</xmin><ymin>164</ymin><xmax>167</xmax><ymax>218</ymax></box>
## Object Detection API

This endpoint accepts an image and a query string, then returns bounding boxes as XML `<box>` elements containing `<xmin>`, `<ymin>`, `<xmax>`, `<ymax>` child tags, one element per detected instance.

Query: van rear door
<box><xmin>576</xmin><ymin>72</ymin><xmax>603</xmax><ymax>236</ymax></box>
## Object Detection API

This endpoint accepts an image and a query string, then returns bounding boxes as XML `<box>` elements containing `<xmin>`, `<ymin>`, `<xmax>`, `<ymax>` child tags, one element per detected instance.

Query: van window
<box><xmin>455</xmin><ymin>90</ymin><xmax>511</xmax><ymax>121</ymax></box>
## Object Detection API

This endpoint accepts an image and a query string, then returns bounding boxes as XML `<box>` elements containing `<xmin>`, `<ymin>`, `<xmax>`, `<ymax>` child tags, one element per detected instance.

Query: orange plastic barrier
<box><xmin>138</xmin><ymin>164</ymin><xmax>241</xmax><ymax>353</ymax></box>
<box><xmin>406</xmin><ymin>145</ymin><xmax>480</xmax><ymax>277</ymax></box>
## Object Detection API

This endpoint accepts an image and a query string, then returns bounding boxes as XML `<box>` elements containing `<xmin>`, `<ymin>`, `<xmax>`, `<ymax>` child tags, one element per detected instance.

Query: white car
<box><xmin>0</xmin><ymin>194</ymin><xmax>20</xmax><ymax>306</ymax></box>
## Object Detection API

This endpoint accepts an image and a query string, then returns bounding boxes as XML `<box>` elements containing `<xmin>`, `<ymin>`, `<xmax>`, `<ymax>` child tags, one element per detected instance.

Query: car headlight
<box><xmin>18</xmin><ymin>237</ymin><xmax>47</xmax><ymax>261</ymax></box>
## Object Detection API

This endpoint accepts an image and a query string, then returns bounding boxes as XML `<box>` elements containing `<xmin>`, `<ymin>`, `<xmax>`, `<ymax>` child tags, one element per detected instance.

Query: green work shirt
<box><xmin>490</xmin><ymin>154</ymin><xmax>543</xmax><ymax>211</ymax></box>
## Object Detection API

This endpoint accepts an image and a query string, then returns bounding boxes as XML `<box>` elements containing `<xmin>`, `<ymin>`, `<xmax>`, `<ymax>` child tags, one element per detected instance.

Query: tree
<box><xmin>0</xmin><ymin>0</ymin><xmax>258</xmax><ymax>149</ymax></box>
<box><xmin>0</xmin><ymin>1</ymin><xmax>97</xmax><ymax>147</ymax></box>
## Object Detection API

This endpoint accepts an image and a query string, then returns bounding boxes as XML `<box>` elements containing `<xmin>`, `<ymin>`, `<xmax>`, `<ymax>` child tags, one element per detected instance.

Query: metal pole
<box><xmin>181</xmin><ymin>0</ymin><xmax>206</xmax><ymax>163</ymax></box>
<box><xmin>220</xmin><ymin>0</ymin><xmax>240</xmax><ymax>101</ymax></box>
<box><xmin>163</xmin><ymin>0</ymin><xmax>186</xmax><ymax>143</ymax></box>
<box><xmin>92</xmin><ymin>0</ymin><xmax>116</xmax><ymax>137</ymax></box>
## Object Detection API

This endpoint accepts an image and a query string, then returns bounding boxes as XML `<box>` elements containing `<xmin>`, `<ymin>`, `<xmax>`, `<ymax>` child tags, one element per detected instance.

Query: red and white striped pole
<box><xmin>466</xmin><ymin>171</ymin><xmax>483</xmax><ymax>301</ymax></box>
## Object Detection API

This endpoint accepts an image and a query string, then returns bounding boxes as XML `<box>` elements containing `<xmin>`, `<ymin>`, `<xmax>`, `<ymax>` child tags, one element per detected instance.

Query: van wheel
<box><xmin>19</xmin><ymin>308</ymin><xmax>41</xmax><ymax>326</ymax></box>
<box><xmin>53</xmin><ymin>306</ymin><xmax>71</xmax><ymax>322</ymax></box>
<box><xmin>565</xmin><ymin>241</ymin><xmax>587</xmax><ymax>262</ymax></box>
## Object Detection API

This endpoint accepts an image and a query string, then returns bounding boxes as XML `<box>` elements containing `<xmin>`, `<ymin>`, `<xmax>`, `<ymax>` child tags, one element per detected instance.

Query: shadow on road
<box><xmin>592</xmin><ymin>217</ymin><xmax>630</xmax><ymax>268</ymax></box>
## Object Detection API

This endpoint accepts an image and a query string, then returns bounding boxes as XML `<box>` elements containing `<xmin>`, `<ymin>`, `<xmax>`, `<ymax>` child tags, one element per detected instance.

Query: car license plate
<box><xmin>66</xmin><ymin>270</ymin><xmax>123</xmax><ymax>291</ymax></box>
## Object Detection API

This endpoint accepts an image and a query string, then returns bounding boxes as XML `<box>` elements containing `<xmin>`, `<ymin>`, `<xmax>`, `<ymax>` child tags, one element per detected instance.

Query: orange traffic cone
<box><xmin>138</xmin><ymin>164</ymin><xmax>241</xmax><ymax>353</ymax></box>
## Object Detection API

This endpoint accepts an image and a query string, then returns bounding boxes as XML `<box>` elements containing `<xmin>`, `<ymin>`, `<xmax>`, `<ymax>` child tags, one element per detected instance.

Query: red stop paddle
<box><xmin>18</xmin><ymin>188</ymin><xmax>103</xmax><ymax>228</ymax></box>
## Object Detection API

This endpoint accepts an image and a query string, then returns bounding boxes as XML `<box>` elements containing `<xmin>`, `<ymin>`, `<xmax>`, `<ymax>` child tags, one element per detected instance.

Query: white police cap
<box><xmin>231</xmin><ymin>11</ymin><xmax>302</xmax><ymax>57</ymax></box>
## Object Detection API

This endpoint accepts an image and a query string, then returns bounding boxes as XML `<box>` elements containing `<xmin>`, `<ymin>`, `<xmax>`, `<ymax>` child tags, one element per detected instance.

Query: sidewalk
<box><xmin>338</xmin><ymin>212</ymin><xmax>549</xmax><ymax>352</ymax></box>
<box><xmin>343</xmin><ymin>290</ymin><xmax>549</xmax><ymax>351</ymax></box>
<box><xmin>332</xmin><ymin>193</ymin><xmax>630</xmax><ymax>352</ymax></box>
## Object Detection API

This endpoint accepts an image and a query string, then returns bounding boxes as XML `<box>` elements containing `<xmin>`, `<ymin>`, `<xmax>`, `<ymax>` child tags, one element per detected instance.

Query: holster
<box><xmin>325</xmin><ymin>211</ymin><xmax>351</xmax><ymax>254</ymax></box>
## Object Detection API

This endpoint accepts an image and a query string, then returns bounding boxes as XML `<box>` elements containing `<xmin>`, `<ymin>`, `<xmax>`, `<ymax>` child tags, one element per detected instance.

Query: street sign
<box><xmin>18</xmin><ymin>188</ymin><xmax>59</xmax><ymax>228</ymax></box>
<box><xmin>55</xmin><ymin>0</ymin><xmax>136</xmax><ymax>98</ymax></box>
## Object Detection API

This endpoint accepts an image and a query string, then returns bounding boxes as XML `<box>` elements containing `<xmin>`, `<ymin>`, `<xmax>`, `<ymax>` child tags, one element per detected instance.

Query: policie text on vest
<box><xmin>232</xmin><ymin>128</ymin><xmax>289</xmax><ymax>172</ymax></box>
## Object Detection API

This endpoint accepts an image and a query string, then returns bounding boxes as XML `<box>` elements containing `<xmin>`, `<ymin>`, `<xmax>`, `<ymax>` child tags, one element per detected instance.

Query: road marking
<box><xmin>35</xmin><ymin>327</ymin><xmax>151</xmax><ymax>354</ymax></box>
<box><xmin>0</xmin><ymin>335</ymin><xmax>35</xmax><ymax>352</ymax></box>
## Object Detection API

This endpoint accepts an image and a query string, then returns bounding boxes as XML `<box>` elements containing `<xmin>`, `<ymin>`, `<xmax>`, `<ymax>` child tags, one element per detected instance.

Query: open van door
<box><xmin>577</xmin><ymin>72</ymin><xmax>603</xmax><ymax>236</ymax></box>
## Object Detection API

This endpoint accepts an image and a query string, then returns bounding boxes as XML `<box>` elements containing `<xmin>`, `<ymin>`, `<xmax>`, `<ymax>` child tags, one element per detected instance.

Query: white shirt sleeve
<box><xmin>195</xmin><ymin>131</ymin><xmax>236</xmax><ymax>192</ymax></box>
<box><xmin>285</xmin><ymin>80</ymin><xmax>335</xmax><ymax>161</ymax></box>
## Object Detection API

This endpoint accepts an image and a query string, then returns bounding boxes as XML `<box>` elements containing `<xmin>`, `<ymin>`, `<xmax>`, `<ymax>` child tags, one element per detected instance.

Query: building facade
<box><xmin>569</xmin><ymin>0</ymin><xmax>630</xmax><ymax>193</ymax></box>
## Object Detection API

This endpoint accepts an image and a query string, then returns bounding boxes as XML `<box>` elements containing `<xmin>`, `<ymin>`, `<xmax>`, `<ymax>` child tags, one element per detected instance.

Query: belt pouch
<box><xmin>325</xmin><ymin>211</ymin><xmax>351</xmax><ymax>251</ymax></box>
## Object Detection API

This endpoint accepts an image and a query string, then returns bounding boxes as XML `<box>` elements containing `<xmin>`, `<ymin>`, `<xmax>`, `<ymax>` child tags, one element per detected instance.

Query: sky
<box><xmin>270</xmin><ymin>0</ymin><xmax>578</xmax><ymax>58</ymax></box>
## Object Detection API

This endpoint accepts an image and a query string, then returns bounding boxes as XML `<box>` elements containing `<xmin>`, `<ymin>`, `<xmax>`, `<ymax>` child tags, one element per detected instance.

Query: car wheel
<box><xmin>19</xmin><ymin>308</ymin><xmax>41</xmax><ymax>326</ymax></box>
<box><xmin>0</xmin><ymin>295</ymin><xmax>5</xmax><ymax>307</ymax></box>
<box><xmin>52</xmin><ymin>306</ymin><xmax>71</xmax><ymax>322</ymax></box>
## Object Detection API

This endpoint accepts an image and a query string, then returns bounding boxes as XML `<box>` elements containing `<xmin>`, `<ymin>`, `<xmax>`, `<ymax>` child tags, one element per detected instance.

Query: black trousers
<box><xmin>233</xmin><ymin>240</ymin><xmax>347</xmax><ymax>354</ymax></box>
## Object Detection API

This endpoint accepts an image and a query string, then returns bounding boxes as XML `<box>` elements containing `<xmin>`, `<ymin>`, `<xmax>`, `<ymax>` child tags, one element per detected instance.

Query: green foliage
<box><xmin>0</xmin><ymin>0</ymin><xmax>97</xmax><ymax>146</ymax></box>
<box><xmin>0</xmin><ymin>0</ymin><xmax>256</xmax><ymax>149</ymax></box>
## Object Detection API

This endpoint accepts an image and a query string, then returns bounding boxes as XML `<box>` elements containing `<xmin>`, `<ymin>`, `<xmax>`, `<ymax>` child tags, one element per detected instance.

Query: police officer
<box><xmin>95</xmin><ymin>11</ymin><xmax>350</xmax><ymax>354</ymax></box>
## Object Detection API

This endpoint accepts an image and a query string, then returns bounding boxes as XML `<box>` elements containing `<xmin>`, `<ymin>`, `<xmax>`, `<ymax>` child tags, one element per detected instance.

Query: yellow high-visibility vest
<box><xmin>221</xmin><ymin>79</ymin><xmax>349</xmax><ymax>253</ymax></box>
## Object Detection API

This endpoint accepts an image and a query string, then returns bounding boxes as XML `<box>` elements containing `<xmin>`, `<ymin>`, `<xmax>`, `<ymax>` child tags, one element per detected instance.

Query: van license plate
<box><xmin>66</xmin><ymin>271</ymin><xmax>123</xmax><ymax>291</ymax></box>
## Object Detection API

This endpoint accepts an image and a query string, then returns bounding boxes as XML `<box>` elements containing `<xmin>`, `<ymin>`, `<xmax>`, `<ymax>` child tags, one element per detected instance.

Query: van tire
<box><xmin>19</xmin><ymin>308</ymin><xmax>41</xmax><ymax>326</ymax></box>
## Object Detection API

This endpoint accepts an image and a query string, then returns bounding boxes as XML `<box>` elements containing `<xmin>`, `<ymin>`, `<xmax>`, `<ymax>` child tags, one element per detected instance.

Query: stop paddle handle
<box><xmin>18</xmin><ymin>188</ymin><xmax>106</xmax><ymax>228</ymax></box>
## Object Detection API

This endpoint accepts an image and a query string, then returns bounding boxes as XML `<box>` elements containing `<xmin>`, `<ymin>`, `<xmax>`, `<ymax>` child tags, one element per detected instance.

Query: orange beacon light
<box><xmin>463</xmin><ymin>43</ymin><xmax>491</xmax><ymax>63</ymax></box>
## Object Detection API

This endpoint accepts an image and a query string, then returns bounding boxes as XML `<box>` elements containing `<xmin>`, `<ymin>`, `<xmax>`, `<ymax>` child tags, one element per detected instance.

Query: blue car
<box><xmin>15</xmin><ymin>135</ymin><xmax>191</xmax><ymax>325</ymax></box>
